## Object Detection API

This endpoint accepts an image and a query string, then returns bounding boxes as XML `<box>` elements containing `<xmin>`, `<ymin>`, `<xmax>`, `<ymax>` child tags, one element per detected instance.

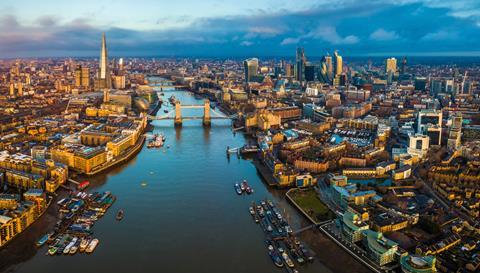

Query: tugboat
<box><xmin>116</xmin><ymin>209</ymin><xmax>124</xmax><ymax>221</ymax></box>
<box><xmin>234</xmin><ymin>183</ymin><xmax>243</xmax><ymax>195</ymax></box>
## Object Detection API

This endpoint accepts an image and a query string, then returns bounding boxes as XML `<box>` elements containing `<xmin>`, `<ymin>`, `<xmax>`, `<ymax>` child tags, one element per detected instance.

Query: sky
<box><xmin>0</xmin><ymin>0</ymin><xmax>480</xmax><ymax>58</ymax></box>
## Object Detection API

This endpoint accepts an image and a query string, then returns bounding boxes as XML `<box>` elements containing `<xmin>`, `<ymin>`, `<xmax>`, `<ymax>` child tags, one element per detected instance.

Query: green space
<box><xmin>289</xmin><ymin>188</ymin><xmax>333</xmax><ymax>223</ymax></box>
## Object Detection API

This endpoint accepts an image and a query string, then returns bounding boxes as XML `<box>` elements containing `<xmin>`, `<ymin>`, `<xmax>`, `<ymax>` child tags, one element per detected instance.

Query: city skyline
<box><xmin>0</xmin><ymin>0</ymin><xmax>480</xmax><ymax>57</ymax></box>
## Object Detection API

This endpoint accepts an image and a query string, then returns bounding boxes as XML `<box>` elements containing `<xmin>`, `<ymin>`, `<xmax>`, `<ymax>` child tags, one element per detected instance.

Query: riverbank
<box><xmin>86</xmin><ymin>135</ymin><xmax>146</xmax><ymax>176</ymax></box>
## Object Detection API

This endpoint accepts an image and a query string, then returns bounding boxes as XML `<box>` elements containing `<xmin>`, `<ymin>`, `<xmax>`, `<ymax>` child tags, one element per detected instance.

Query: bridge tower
<box><xmin>174</xmin><ymin>101</ymin><xmax>182</xmax><ymax>127</ymax></box>
<box><xmin>203</xmin><ymin>100</ymin><xmax>211</xmax><ymax>127</ymax></box>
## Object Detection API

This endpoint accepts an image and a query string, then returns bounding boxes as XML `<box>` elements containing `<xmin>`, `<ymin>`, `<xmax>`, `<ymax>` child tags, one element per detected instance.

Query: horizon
<box><xmin>1</xmin><ymin>0</ymin><xmax>480</xmax><ymax>57</ymax></box>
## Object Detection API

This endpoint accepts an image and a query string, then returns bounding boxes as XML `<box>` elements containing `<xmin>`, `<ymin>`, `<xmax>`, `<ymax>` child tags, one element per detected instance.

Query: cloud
<box><xmin>306</xmin><ymin>26</ymin><xmax>359</xmax><ymax>44</ymax></box>
<box><xmin>281</xmin><ymin>37</ymin><xmax>300</xmax><ymax>45</ymax></box>
<box><xmin>369</xmin><ymin>28</ymin><xmax>399</xmax><ymax>41</ymax></box>
<box><xmin>421</xmin><ymin>29</ymin><xmax>458</xmax><ymax>40</ymax></box>
<box><xmin>240</xmin><ymin>41</ymin><xmax>254</xmax><ymax>46</ymax></box>
<box><xmin>0</xmin><ymin>1</ymin><xmax>479</xmax><ymax>57</ymax></box>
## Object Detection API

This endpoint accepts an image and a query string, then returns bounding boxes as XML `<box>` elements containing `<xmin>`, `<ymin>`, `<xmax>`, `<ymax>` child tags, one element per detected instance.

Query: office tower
<box><xmin>430</xmin><ymin>79</ymin><xmax>443</xmax><ymax>97</ymax></box>
<box><xmin>9</xmin><ymin>83</ymin><xmax>14</xmax><ymax>96</ymax></box>
<box><xmin>324</xmin><ymin>54</ymin><xmax>333</xmax><ymax>79</ymax></box>
<box><xmin>285</xmin><ymin>63</ymin><xmax>294</xmax><ymax>77</ymax></box>
<box><xmin>296</xmin><ymin>47</ymin><xmax>306</xmax><ymax>84</ymax></box>
<box><xmin>304</xmin><ymin>62</ymin><xmax>316</xmax><ymax>82</ymax></box>
<box><xmin>407</xmin><ymin>134</ymin><xmax>430</xmax><ymax>159</ymax></box>
<box><xmin>17</xmin><ymin>82</ymin><xmax>23</xmax><ymax>96</ymax></box>
<box><xmin>75</xmin><ymin>65</ymin><xmax>90</xmax><ymax>87</ymax></box>
<box><xmin>113</xmin><ymin>75</ymin><xmax>126</xmax><ymax>89</ymax></box>
<box><xmin>243</xmin><ymin>58</ymin><xmax>259</xmax><ymax>83</ymax></box>
<box><xmin>414</xmin><ymin>77</ymin><xmax>427</xmax><ymax>91</ymax></box>
<box><xmin>385</xmin><ymin>57</ymin><xmax>397</xmax><ymax>74</ymax></box>
<box><xmin>400</xmin><ymin>57</ymin><xmax>407</xmax><ymax>74</ymax></box>
<box><xmin>447</xmin><ymin>113</ymin><xmax>462</xmax><ymax>151</ymax></box>
<box><xmin>334</xmin><ymin>50</ymin><xmax>342</xmax><ymax>76</ymax></box>
<box><xmin>319</xmin><ymin>60</ymin><xmax>329</xmax><ymax>83</ymax></box>
<box><xmin>95</xmin><ymin>33</ymin><xmax>112</xmax><ymax>90</ymax></box>
<box><xmin>118</xmin><ymin>58</ymin><xmax>124</xmax><ymax>71</ymax></box>
<box><xmin>417</xmin><ymin>109</ymin><xmax>442</xmax><ymax>146</ymax></box>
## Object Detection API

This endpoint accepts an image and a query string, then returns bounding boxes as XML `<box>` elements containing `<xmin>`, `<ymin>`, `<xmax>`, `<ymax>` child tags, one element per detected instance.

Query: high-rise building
<box><xmin>296</xmin><ymin>47</ymin><xmax>306</xmax><ymax>84</ymax></box>
<box><xmin>95</xmin><ymin>33</ymin><xmax>112</xmax><ymax>90</ymax></box>
<box><xmin>414</xmin><ymin>77</ymin><xmax>427</xmax><ymax>91</ymax></box>
<box><xmin>400</xmin><ymin>57</ymin><xmax>407</xmax><ymax>74</ymax></box>
<box><xmin>75</xmin><ymin>65</ymin><xmax>90</xmax><ymax>87</ymax></box>
<box><xmin>334</xmin><ymin>50</ymin><xmax>343</xmax><ymax>76</ymax></box>
<box><xmin>243</xmin><ymin>58</ymin><xmax>259</xmax><ymax>83</ymax></box>
<box><xmin>447</xmin><ymin>113</ymin><xmax>462</xmax><ymax>151</ymax></box>
<box><xmin>430</xmin><ymin>79</ymin><xmax>443</xmax><ymax>97</ymax></box>
<box><xmin>304</xmin><ymin>62</ymin><xmax>316</xmax><ymax>82</ymax></box>
<box><xmin>324</xmin><ymin>55</ymin><xmax>333</xmax><ymax>79</ymax></box>
<box><xmin>385</xmin><ymin>57</ymin><xmax>397</xmax><ymax>74</ymax></box>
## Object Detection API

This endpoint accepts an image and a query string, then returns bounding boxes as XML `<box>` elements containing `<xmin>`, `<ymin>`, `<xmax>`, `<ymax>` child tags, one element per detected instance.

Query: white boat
<box><xmin>86</xmin><ymin>238</ymin><xmax>99</xmax><ymax>253</ymax></box>
<box><xmin>63</xmin><ymin>237</ymin><xmax>77</xmax><ymax>254</ymax></box>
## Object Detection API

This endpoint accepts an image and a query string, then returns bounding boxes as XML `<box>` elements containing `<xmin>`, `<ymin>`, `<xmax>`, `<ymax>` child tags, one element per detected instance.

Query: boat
<box><xmin>234</xmin><ymin>183</ymin><xmax>243</xmax><ymax>195</ymax></box>
<box><xmin>116</xmin><ymin>209</ymin><xmax>124</xmax><ymax>221</ymax></box>
<box><xmin>36</xmin><ymin>234</ymin><xmax>50</xmax><ymax>247</ymax></box>
<box><xmin>269</xmin><ymin>250</ymin><xmax>284</xmax><ymax>268</ymax></box>
<box><xmin>240</xmin><ymin>181</ymin><xmax>247</xmax><ymax>192</ymax></box>
<box><xmin>163</xmin><ymin>109</ymin><xmax>169</xmax><ymax>113</ymax></box>
<box><xmin>243</xmin><ymin>180</ymin><xmax>253</xmax><ymax>194</ymax></box>
<box><xmin>282</xmin><ymin>253</ymin><xmax>295</xmax><ymax>268</ymax></box>
<box><xmin>86</xmin><ymin>238</ymin><xmax>99</xmax><ymax>253</ymax></box>
<box><xmin>79</xmin><ymin>238</ymin><xmax>90</xmax><ymax>252</ymax></box>
<box><xmin>48</xmin><ymin>246</ymin><xmax>58</xmax><ymax>256</ymax></box>
<box><xmin>77</xmin><ymin>180</ymin><xmax>89</xmax><ymax>190</ymax></box>
<box><xmin>69</xmin><ymin>242</ymin><xmax>79</xmax><ymax>255</ymax></box>
<box><xmin>249</xmin><ymin>206</ymin><xmax>255</xmax><ymax>215</ymax></box>
<box><xmin>147</xmin><ymin>134</ymin><xmax>165</xmax><ymax>148</ymax></box>
<box><xmin>141</xmin><ymin>182</ymin><xmax>148</xmax><ymax>187</ymax></box>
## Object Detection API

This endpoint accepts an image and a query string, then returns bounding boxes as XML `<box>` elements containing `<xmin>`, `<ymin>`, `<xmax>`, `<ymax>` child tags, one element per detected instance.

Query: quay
<box><xmin>85</xmin><ymin>135</ymin><xmax>146</xmax><ymax>176</ymax></box>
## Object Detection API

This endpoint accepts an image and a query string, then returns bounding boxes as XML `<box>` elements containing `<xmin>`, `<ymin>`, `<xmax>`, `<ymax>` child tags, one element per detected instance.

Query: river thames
<box><xmin>2</xmin><ymin>87</ymin><xmax>369</xmax><ymax>273</ymax></box>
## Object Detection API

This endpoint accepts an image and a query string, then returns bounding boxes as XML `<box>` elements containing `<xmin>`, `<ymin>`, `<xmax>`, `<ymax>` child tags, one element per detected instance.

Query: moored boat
<box><xmin>86</xmin><ymin>238</ymin><xmax>99</xmax><ymax>253</ymax></box>
<box><xmin>269</xmin><ymin>250</ymin><xmax>284</xmax><ymax>268</ymax></box>
<box><xmin>36</xmin><ymin>234</ymin><xmax>50</xmax><ymax>247</ymax></box>
<box><xmin>79</xmin><ymin>237</ymin><xmax>90</xmax><ymax>252</ymax></box>
<box><xmin>282</xmin><ymin>252</ymin><xmax>295</xmax><ymax>268</ymax></box>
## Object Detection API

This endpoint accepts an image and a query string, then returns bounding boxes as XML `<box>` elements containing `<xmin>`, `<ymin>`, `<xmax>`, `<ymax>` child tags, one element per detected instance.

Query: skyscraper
<box><xmin>75</xmin><ymin>65</ymin><xmax>90</xmax><ymax>87</ymax></box>
<box><xmin>400</xmin><ymin>57</ymin><xmax>407</xmax><ymax>74</ymax></box>
<box><xmin>334</xmin><ymin>50</ymin><xmax>342</xmax><ymax>76</ymax></box>
<box><xmin>324</xmin><ymin>54</ymin><xmax>333</xmax><ymax>79</ymax></box>
<box><xmin>295</xmin><ymin>47</ymin><xmax>306</xmax><ymax>84</ymax></box>
<box><xmin>243</xmin><ymin>58</ymin><xmax>259</xmax><ymax>83</ymax></box>
<box><xmin>385</xmin><ymin>57</ymin><xmax>397</xmax><ymax>74</ymax></box>
<box><xmin>95</xmin><ymin>33</ymin><xmax>112</xmax><ymax>90</ymax></box>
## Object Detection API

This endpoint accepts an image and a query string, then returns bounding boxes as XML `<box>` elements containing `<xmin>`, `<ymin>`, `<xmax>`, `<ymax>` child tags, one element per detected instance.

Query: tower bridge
<box><xmin>147</xmin><ymin>100</ymin><xmax>235</xmax><ymax>127</ymax></box>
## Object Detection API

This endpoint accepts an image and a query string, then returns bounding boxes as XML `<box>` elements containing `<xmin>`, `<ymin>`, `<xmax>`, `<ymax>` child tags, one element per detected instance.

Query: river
<box><xmin>4</xmin><ymin>85</ymin><xmax>364</xmax><ymax>273</ymax></box>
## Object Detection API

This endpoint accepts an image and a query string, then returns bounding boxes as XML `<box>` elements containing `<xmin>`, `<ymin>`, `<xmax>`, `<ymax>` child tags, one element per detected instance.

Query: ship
<box><xmin>147</xmin><ymin>134</ymin><xmax>166</xmax><ymax>148</ymax></box>
<box><xmin>116</xmin><ymin>209</ymin><xmax>124</xmax><ymax>221</ymax></box>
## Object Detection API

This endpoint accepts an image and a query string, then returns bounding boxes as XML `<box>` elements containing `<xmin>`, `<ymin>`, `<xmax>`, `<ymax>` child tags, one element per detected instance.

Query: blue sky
<box><xmin>1</xmin><ymin>0</ymin><xmax>479</xmax><ymax>57</ymax></box>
